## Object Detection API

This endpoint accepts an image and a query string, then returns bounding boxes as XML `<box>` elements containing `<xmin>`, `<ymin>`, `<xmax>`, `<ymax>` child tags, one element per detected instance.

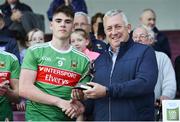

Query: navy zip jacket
<box><xmin>85</xmin><ymin>38</ymin><xmax>158</xmax><ymax>121</ymax></box>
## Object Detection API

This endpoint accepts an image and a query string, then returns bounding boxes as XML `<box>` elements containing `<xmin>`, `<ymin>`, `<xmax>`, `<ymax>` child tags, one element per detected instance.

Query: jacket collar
<box><xmin>0</xmin><ymin>35</ymin><xmax>10</xmax><ymax>43</ymax></box>
<box><xmin>118</xmin><ymin>37</ymin><xmax>134</xmax><ymax>59</ymax></box>
<box><xmin>105</xmin><ymin>37</ymin><xmax>134</xmax><ymax>60</ymax></box>
<box><xmin>152</xmin><ymin>26</ymin><xmax>159</xmax><ymax>33</ymax></box>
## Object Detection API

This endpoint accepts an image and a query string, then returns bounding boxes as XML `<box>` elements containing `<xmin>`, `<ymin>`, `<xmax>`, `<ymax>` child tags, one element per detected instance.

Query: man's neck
<box><xmin>110</xmin><ymin>46</ymin><xmax>119</xmax><ymax>53</ymax></box>
<box><xmin>51</xmin><ymin>37</ymin><xmax>70</xmax><ymax>51</ymax></box>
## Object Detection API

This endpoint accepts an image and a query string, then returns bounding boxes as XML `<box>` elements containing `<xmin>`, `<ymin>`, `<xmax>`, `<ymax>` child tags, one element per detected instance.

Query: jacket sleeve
<box><xmin>72</xmin><ymin>0</ymin><xmax>88</xmax><ymax>14</ymax></box>
<box><xmin>109</xmin><ymin>47</ymin><xmax>158</xmax><ymax>98</ymax></box>
<box><xmin>6</xmin><ymin>38</ymin><xmax>20</xmax><ymax>62</ymax></box>
<box><xmin>47</xmin><ymin>0</ymin><xmax>64</xmax><ymax>21</ymax></box>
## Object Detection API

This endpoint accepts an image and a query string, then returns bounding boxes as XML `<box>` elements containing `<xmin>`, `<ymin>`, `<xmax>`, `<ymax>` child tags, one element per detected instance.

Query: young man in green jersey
<box><xmin>0</xmin><ymin>50</ymin><xmax>20</xmax><ymax>121</ymax></box>
<box><xmin>19</xmin><ymin>5</ymin><xmax>90</xmax><ymax>121</ymax></box>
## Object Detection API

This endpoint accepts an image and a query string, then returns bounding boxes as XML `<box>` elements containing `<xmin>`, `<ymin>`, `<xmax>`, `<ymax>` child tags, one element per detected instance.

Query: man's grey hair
<box><xmin>103</xmin><ymin>9</ymin><xmax>129</xmax><ymax>26</ymax></box>
<box><xmin>133</xmin><ymin>26</ymin><xmax>157</xmax><ymax>42</ymax></box>
<box><xmin>74</xmin><ymin>12</ymin><xmax>91</xmax><ymax>24</ymax></box>
<box><xmin>133</xmin><ymin>25</ymin><xmax>148</xmax><ymax>34</ymax></box>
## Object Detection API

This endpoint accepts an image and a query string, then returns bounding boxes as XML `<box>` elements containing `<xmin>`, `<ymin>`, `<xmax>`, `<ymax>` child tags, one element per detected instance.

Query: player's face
<box><xmin>50</xmin><ymin>13</ymin><xmax>73</xmax><ymax>40</ymax></box>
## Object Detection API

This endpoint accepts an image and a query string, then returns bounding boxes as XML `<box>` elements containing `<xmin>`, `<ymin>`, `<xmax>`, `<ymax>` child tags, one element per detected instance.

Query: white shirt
<box><xmin>154</xmin><ymin>51</ymin><xmax>176</xmax><ymax>99</ymax></box>
<box><xmin>109</xmin><ymin>47</ymin><xmax>119</xmax><ymax>75</ymax></box>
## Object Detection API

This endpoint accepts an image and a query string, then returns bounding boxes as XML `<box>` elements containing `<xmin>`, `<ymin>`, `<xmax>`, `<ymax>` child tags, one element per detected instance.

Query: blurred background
<box><xmin>1</xmin><ymin>0</ymin><xmax>179</xmax><ymax>33</ymax></box>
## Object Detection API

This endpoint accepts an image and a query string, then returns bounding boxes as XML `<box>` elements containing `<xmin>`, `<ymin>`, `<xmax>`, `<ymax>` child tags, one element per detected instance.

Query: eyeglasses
<box><xmin>133</xmin><ymin>34</ymin><xmax>149</xmax><ymax>41</ymax></box>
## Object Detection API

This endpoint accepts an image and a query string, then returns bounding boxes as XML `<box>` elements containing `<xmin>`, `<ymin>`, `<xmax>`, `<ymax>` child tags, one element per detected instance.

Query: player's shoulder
<box><xmin>0</xmin><ymin>50</ymin><xmax>18</xmax><ymax>61</ymax></box>
<box><xmin>29</xmin><ymin>42</ymin><xmax>50</xmax><ymax>51</ymax></box>
<box><xmin>71</xmin><ymin>47</ymin><xmax>90</xmax><ymax>62</ymax></box>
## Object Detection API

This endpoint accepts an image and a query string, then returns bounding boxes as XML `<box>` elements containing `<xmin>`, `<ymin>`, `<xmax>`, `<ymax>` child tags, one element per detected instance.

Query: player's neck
<box><xmin>51</xmin><ymin>38</ymin><xmax>70</xmax><ymax>51</ymax></box>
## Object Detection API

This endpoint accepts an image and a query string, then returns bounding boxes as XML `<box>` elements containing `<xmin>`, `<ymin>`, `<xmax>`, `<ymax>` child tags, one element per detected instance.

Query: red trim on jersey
<box><xmin>36</xmin><ymin>65</ymin><xmax>81</xmax><ymax>86</ymax></box>
<box><xmin>0</xmin><ymin>71</ymin><xmax>10</xmax><ymax>83</ymax></box>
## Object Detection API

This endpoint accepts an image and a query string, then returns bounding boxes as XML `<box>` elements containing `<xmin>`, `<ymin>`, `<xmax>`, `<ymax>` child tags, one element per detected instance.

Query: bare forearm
<box><xmin>76</xmin><ymin>114</ymin><xmax>84</xmax><ymax>121</ymax></box>
<box><xmin>19</xmin><ymin>84</ymin><xmax>63</xmax><ymax>107</ymax></box>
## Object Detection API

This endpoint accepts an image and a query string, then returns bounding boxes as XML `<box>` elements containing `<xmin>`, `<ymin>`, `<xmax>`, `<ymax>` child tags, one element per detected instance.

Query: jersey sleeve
<box><xmin>10</xmin><ymin>57</ymin><xmax>20</xmax><ymax>79</ymax></box>
<box><xmin>79</xmin><ymin>61</ymin><xmax>92</xmax><ymax>83</ymax></box>
<box><xmin>21</xmin><ymin>48</ymin><xmax>38</xmax><ymax>71</ymax></box>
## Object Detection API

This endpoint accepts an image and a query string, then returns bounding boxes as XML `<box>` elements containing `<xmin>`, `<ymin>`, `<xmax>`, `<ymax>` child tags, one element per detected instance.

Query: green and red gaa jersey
<box><xmin>21</xmin><ymin>42</ymin><xmax>91</xmax><ymax>121</ymax></box>
<box><xmin>0</xmin><ymin>51</ymin><xmax>20</xmax><ymax>121</ymax></box>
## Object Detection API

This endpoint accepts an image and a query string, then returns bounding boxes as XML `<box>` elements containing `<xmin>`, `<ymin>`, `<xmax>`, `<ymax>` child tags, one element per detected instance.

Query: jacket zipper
<box><xmin>108</xmin><ymin>81</ymin><xmax>111</xmax><ymax>121</ymax></box>
<box><xmin>109</xmin><ymin>58</ymin><xmax>114</xmax><ymax>121</ymax></box>
<box><xmin>108</xmin><ymin>50</ymin><xmax>118</xmax><ymax>121</ymax></box>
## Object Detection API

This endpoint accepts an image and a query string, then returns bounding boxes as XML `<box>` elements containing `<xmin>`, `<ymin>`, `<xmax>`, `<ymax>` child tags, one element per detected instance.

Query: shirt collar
<box><xmin>108</xmin><ymin>46</ymin><xmax>119</xmax><ymax>56</ymax></box>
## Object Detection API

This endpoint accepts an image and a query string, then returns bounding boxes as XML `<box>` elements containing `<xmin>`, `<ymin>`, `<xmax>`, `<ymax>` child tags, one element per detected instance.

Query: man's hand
<box><xmin>16</xmin><ymin>100</ymin><xmax>26</xmax><ymax>111</ymax></box>
<box><xmin>55</xmin><ymin>99</ymin><xmax>81</xmax><ymax>119</ymax></box>
<box><xmin>83</xmin><ymin>82</ymin><xmax>107</xmax><ymax>99</ymax></box>
<box><xmin>71</xmin><ymin>89</ymin><xmax>85</xmax><ymax>100</ymax></box>
<box><xmin>0</xmin><ymin>84</ymin><xmax>9</xmax><ymax>96</ymax></box>
<box><xmin>65</xmin><ymin>99</ymin><xmax>85</xmax><ymax>118</ymax></box>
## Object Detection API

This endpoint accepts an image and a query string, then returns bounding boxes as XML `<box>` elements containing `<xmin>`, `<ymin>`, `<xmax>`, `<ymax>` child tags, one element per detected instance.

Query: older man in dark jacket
<box><xmin>140</xmin><ymin>8</ymin><xmax>171</xmax><ymax>58</ymax></box>
<box><xmin>72</xmin><ymin>9</ymin><xmax>158</xmax><ymax>121</ymax></box>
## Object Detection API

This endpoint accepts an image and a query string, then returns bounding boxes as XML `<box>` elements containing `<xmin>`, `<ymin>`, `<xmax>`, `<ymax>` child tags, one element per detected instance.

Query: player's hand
<box><xmin>16</xmin><ymin>100</ymin><xmax>26</xmax><ymax>111</ymax></box>
<box><xmin>64</xmin><ymin>99</ymin><xmax>85</xmax><ymax>119</ymax></box>
<box><xmin>70</xmin><ymin>99</ymin><xmax>85</xmax><ymax>116</ymax></box>
<box><xmin>0</xmin><ymin>84</ymin><xmax>9</xmax><ymax>96</ymax></box>
<box><xmin>56</xmin><ymin>99</ymin><xmax>78</xmax><ymax>119</ymax></box>
<box><xmin>71</xmin><ymin>89</ymin><xmax>85</xmax><ymax>100</ymax></box>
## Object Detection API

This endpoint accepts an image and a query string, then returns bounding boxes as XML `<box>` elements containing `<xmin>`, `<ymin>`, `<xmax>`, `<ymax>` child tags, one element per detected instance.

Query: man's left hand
<box><xmin>83</xmin><ymin>82</ymin><xmax>107</xmax><ymax>99</ymax></box>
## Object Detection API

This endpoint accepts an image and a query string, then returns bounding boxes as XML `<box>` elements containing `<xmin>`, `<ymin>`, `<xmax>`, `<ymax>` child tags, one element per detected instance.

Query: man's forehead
<box><xmin>105</xmin><ymin>15</ymin><xmax>125</xmax><ymax>26</ymax></box>
<box><xmin>134</xmin><ymin>28</ymin><xmax>147</xmax><ymax>34</ymax></box>
<box><xmin>74</xmin><ymin>15</ymin><xmax>88</xmax><ymax>23</ymax></box>
<box><xmin>142</xmin><ymin>11</ymin><xmax>155</xmax><ymax>19</ymax></box>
